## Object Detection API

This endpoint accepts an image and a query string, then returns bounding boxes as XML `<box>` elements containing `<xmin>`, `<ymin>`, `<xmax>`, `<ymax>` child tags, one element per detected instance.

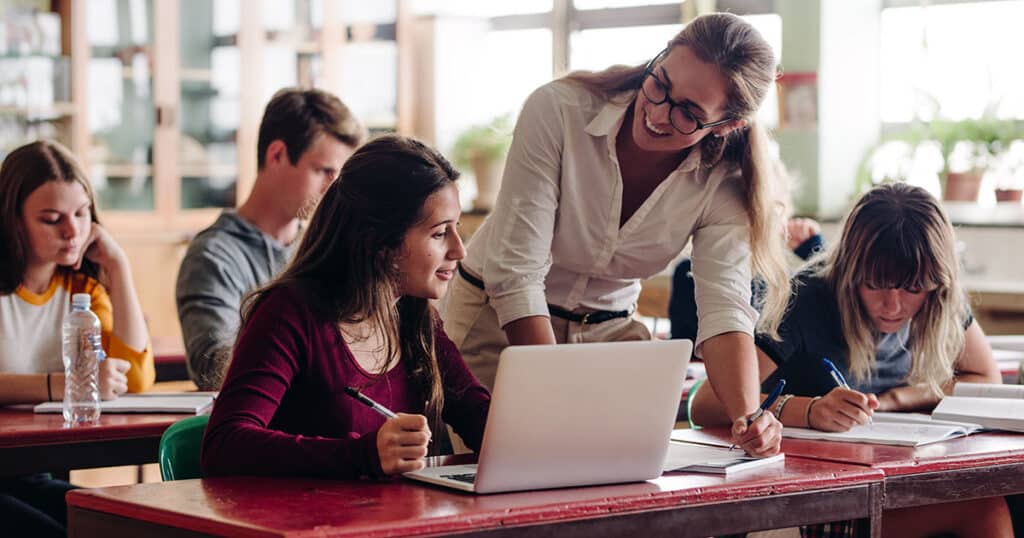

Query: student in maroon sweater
<box><xmin>202</xmin><ymin>135</ymin><xmax>490</xmax><ymax>479</ymax></box>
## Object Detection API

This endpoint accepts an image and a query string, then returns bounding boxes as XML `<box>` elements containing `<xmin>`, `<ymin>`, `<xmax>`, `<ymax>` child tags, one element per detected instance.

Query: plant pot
<box><xmin>470</xmin><ymin>155</ymin><xmax>505</xmax><ymax>212</ymax></box>
<box><xmin>943</xmin><ymin>170</ymin><xmax>984</xmax><ymax>202</ymax></box>
<box><xmin>995</xmin><ymin>188</ymin><xmax>1023</xmax><ymax>203</ymax></box>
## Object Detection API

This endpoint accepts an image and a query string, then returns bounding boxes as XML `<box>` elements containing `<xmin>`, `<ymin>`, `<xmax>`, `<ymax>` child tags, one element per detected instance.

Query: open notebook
<box><xmin>34</xmin><ymin>392</ymin><xmax>216</xmax><ymax>415</ymax></box>
<box><xmin>781</xmin><ymin>414</ymin><xmax>983</xmax><ymax>447</ymax></box>
<box><xmin>663</xmin><ymin>441</ymin><xmax>784</xmax><ymax>474</ymax></box>
<box><xmin>932</xmin><ymin>382</ymin><xmax>1024</xmax><ymax>433</ymax></box>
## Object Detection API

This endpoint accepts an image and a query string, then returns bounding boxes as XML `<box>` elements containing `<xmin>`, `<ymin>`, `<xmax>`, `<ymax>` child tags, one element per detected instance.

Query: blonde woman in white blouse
<box><xmin>441</xmin><ymin>13</ymin><xmax>790</xmax><ymax>456</ymax></box>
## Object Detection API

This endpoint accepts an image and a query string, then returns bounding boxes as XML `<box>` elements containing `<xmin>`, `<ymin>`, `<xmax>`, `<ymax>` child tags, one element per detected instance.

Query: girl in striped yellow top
<box><xmin>0</xmin><ymin>140</ymin><xmax>154</xmax><ymax>536</ymax></box>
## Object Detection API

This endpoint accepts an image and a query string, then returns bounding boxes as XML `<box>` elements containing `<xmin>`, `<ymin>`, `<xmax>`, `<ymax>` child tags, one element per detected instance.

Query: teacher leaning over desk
<box><xmin>439</xmin><ymin>13</ymin><xmax>791</xmax><ymax>456</ymax></box>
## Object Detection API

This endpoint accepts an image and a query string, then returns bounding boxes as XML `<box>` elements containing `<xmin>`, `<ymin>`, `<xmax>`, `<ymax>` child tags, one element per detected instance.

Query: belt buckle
<box><xmin>580</xmin><ymin>312</ymin><xmax>593</xmax><ymax>325</ymax></box>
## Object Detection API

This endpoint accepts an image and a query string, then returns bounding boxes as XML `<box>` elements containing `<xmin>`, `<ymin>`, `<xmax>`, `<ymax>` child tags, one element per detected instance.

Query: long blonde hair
<box><xmin>564</xmin><ymin>12</ymin><xmax>790</xmax><ymax>336</ymax></box>
<box><xmin>819</xmin><ymin>183</ymin><xmax>965</xmax><ymax>394</ymax></box>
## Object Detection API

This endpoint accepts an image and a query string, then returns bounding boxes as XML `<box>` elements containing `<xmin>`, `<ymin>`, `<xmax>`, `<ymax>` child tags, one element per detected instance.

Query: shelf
<box><xmin>0</xmin><ymin>52</ymin><xmax>63</xmax><ymax>60</ymax></box>
<box><xmin>180</xmin><ymin>67</ymin><xmax>213</xmax><ymax>82</ymax></box>
<box><xmin>98</xmin><ymin>162</ymin><xmax>238</xmax><ymax>178</ymax></box>
<box><xmin>180</xmin><ymin>163</ymin><xmax>237</xmax><ymax>177</ymax></box>
<box><xmin>0</xmin><ymin>102</ymin><xmax>76</xmax><ymax>120</ymax></box>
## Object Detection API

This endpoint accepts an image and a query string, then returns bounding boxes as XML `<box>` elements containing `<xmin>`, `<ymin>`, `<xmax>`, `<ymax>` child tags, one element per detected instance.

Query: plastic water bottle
<box><xmin>62</xmin><ymin>293</ymin><xmax>103</xmax><ymax>424</ymax></box>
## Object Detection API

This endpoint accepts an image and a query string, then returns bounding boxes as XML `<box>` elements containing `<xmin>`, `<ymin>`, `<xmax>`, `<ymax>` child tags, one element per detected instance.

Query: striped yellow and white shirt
<box><xmin>0</xmin><ymin>270</ymin><xmax>155</xmax><ymax>393</ymax></box>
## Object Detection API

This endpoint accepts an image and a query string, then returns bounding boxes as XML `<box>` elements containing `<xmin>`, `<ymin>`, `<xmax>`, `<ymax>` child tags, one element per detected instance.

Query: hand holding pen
<box><xmin>729</xmin><ymin>378</ymin><xmax>786</xmax><ymax>455</ymax></box>
<box><xmin>809</xmin><ymin>358</ymin><xmax>879</xmax><ymax>432</ymax></box>
<box><xmin>344</xmin><ymin>387</ymin><xmax>432</xmax><ymax>475</ymax></box>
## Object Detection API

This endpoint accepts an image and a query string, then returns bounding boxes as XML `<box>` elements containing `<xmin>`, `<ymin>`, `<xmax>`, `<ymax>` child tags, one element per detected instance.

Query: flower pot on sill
<box><xmin>943</xmin><ymin>170</ymin><xmax>984</xmax><ymax>202</ymax></box>
<box><xmin>470</xmin><ymin>155</ymin><xmax>505</xmax><ymax>212</ymax></box>
<box><xmin>995</xmin><ymin>188</ymin><xmax>1023</xmax><ymax>203</ymax></box>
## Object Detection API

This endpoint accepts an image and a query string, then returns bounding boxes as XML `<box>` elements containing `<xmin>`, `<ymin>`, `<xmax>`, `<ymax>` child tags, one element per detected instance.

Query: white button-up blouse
<box><xmin>460</xmin><ymin>79</ymin><xmax>758</xmax><ymax>353</ymax></box>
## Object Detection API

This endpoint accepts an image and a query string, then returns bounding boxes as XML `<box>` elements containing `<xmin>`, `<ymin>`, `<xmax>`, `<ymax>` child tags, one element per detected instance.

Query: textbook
<box><xmin>34</xmin><ymin>392</ymin><xmax>215</xmax><ymax>415</ymax></box>
<box><xmin>931</xmin><ymin>382</ymin><xmax>1024</xmax><ymax>433</ymax></box>
<box><xmin>663</xmin><ymin>441</ymin><xmax>785</xmax><ymax>474</ymax></box>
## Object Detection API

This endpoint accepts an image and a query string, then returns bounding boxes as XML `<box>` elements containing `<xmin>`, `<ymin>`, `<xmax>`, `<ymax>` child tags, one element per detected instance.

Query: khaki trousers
<box><xmin>439</xmin><ymin>271</ymin><xmax>651</xmax><ymax>390</ymax></box>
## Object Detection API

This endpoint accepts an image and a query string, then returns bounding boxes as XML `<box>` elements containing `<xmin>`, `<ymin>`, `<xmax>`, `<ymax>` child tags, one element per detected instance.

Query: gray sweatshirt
<box><xmin>176</xmin><ymin>211</ymin><xmax>293</xmax><ymax>390</ymax></box>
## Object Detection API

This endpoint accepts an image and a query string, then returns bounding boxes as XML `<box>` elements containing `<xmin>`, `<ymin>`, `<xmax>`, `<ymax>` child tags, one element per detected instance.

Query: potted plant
<box><xmin>450</xmin><ymin>115</ymin><xmax>513</xmax><ymax>212</ymax></box>
<box><xmin>857</xmin><ymin>117</ymin><xmax>1021</xmax><ymax>203</ymax></box>
<box><xmin>992</xmin><ymin>139</ymin><xmax>1024</xmax><ymax>203</ymax></box>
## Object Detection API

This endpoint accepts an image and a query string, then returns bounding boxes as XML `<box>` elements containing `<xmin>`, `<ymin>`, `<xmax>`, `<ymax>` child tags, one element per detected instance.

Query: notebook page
<box><xmin>782</xmin><ymin>422</ymin><xmax>970</xmax><ymax>447</ymax></box>
<box><xmin>663</xmin><ymin>442</ymin><xmax>784</xmax><ymax>473</ymax></box>
<box><xmin>873</xmin><ymin>411</ymin><xmax>984</xmax><ymax>431</ymax></box>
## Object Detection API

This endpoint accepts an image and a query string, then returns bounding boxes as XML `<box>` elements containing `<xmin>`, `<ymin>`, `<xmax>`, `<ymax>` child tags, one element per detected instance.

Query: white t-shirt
<box><xmin>0</xmin><ymin>270</ymin><xmax>154</xmax><ymax>392</ymax></box>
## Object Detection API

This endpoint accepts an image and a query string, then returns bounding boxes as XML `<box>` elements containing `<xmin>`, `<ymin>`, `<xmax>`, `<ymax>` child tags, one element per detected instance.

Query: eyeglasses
<box><xmin>639</xmin><ymin>49</ymin><xmax>734</xmax><ymax>136</ymax></box>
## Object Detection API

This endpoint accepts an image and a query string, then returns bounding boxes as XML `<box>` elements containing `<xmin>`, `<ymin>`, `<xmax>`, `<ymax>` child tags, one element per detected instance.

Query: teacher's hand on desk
<box><xmin>731</xmin><ymin>411</ymin><xmax>782</xmax><ymax>457</ymax></box>
<box><xmin>377</xmin><ymin>413</ymin><xmax>432</xmax><ymax>475</ymax></box>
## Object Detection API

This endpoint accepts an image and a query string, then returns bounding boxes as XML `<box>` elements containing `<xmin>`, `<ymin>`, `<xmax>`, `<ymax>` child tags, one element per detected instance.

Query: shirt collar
<box><xmin>584</xmin><ymin>90</ymin><xmax>705</xmax><ymax>179</ymax></box>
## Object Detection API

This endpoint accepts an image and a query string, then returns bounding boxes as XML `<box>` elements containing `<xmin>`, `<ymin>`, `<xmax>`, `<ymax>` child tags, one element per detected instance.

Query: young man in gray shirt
<box><xmin>176</xmin><ymin>88</ymin><xmax>367</xmax><ymax>389</ymax></box>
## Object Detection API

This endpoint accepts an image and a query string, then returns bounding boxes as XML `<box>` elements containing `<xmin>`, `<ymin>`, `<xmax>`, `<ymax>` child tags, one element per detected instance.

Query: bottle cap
<box><xmin>71</xmin><ymin>293</ymin><xmax>91</xmax><ymax>309</ymax></box>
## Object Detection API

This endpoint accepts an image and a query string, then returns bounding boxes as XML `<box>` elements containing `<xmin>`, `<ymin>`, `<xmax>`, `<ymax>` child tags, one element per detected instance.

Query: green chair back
<box><xmin>158</xmin><ymin>415</ymin><xmax>210</xmax><ymax>481</ymax></box>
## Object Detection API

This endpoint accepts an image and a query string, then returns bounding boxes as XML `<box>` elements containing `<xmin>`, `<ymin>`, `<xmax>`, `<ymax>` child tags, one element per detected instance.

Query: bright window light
<box><xmin>880</xmin><ymin>1</ymin><xmax>1024</xmax><ymax>122</ymax></box>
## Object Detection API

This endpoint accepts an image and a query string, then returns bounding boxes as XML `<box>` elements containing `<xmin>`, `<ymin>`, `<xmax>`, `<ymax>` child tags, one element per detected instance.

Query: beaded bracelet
<box><xmin>804</xmin><ymin>396</ymin><xmax>821</xmax><ymax>428</ymax></box>
<box><xmin>772</xmin><ymin>393</ymin><xmax>795</xmax><ymax>419</ymax></box>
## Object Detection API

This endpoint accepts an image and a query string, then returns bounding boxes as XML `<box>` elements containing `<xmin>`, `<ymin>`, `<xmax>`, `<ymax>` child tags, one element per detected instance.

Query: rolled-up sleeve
<box><xmin>481</xmin><ymin>84</ymin><xmax>565</xmax><ymax>328</ymax></box>
<box><xmin>690</xmin><ymin>174</ymin><xmax>758</xmax><ymax>356</ymax></box>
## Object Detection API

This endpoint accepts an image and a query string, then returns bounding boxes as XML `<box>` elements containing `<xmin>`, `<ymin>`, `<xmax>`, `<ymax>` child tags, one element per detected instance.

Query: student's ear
<box><xmin>264</xmin><ymin>140</ymin><xmax>289</xmax><ymax>168</ymax></box>
<box><xmin>714</xmin><ymin>118</ymin><xmax>748</xmax><ymax>138</ymax></box>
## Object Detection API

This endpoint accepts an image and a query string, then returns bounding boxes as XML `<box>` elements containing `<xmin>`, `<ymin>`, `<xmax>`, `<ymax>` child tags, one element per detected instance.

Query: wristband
<box><xmin>804</xmin><ymin>396</ymin><xmax>821</xmax><ymax>428</ymax></box>
<box><xmin>772</xmin><ymin>393</ymin><xmax>795</xmax><ymax>420</ymax></box>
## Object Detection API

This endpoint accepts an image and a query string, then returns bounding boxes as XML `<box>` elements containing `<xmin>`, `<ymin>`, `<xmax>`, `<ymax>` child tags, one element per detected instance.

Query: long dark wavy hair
<box><xmin>240</xmin><ymin>134</ymin><xmax>460</xmax><ymax>433</ymax></box>
<box><xmin>0</xmin><ymin>140</ymin><xmax>101</xmax><ymax>294</ymax></box>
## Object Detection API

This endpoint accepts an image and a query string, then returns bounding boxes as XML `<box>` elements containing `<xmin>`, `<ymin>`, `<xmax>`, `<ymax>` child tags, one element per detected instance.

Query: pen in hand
<box><xmin>822</xmin><ymin>357</ymin><xmax>872</xmax><ymax>424</ymax></box>
<box><xmin>730</xmin><ymin>378</ymin><xmax>786</xmax><ymax>451</ymax></box>
<box><xmin>343</xmin><ymin>386</ymin><xmax>399</xmax><ymax>419</ymax></box>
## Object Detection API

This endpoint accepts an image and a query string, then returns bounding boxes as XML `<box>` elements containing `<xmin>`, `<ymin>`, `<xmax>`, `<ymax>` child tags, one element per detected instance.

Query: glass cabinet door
<box><xmin>87</xmin><ymin>0</ymin><xmax>155</xmax><ymax>211</ymax></box>
<box><xmin>334</xmin><ymin>0</ymin><xmax>398</xmax><ymax>134</ymax></box>
<box><xmin>179</xmin><ymin>0</ymin><xmax>240</xmax><ymax>209</ymax></box>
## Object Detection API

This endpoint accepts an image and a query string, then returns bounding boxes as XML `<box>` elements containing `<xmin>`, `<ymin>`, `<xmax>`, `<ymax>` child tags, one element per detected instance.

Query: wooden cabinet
<box><xmin>0</xmin><ymin>1</ymin><xmax>76</xmax><ymax>158</ymax></box>
<box><xmin>970</xmin><ymin>291</ymin><xmax>1024</xmax><ymax>335</ymax></box>
<box><xmin>45</xmin><ymin>0</ymin><xmax>405</xmax><ymax>342</ymax></box>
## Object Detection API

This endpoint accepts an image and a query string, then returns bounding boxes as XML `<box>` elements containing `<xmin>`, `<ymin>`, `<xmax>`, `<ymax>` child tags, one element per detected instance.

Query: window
<box><xmin>880</xmin><ymin>1</ymin><xmax>1024</xmax><ymax>122</ymax></box>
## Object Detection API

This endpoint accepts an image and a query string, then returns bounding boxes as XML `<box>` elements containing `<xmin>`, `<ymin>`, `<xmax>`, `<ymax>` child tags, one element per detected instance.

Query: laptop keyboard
<box><xmin>441</xmin><ymin>473</ymin><xmax>477</xmax><ymax>484</ymax></box>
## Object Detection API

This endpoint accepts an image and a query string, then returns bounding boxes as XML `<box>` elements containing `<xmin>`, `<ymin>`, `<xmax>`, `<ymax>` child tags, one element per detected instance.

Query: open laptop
<box><xmin>405</xmin><ymin>339</ymin><xmax>692</xmax><ymax>494</ymax></box>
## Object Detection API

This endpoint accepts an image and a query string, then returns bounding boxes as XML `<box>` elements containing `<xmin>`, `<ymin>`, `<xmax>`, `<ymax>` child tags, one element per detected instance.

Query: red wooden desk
<box><xmin>66</xmin><ymin>456</ymin><xmax>884</xmax><ymax>537</ymax></box>
<box><xmin>678</xmin><ymin>427</ymin><xmax>1024</xmax><ymax>511</ymax></box>
<box><xmin>0</xmin><ymin>408</ymin><xmax>187</xmax><ymax>477</ymax></box>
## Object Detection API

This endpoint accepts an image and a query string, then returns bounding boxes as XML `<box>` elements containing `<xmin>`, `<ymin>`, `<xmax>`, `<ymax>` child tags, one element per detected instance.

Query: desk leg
<box><xmin>855</xmin><ymin>481</ymin><xmax>884</xmax><ymax>538</ymax></box>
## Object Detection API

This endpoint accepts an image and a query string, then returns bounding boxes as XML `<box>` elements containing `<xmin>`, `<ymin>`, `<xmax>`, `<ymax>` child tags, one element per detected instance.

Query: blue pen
<box><xmin>730</xmin><ymin>378</ymin><xmax>786</xmax><ymax>451</ymax></box>
<box><xmin>343</xmin><ymin>386</ymin><xmax>399</xmax><ymax>419</ymax></box>
<box><xmin>822</xmin><ymin>357</ymin><xmax>872</xmax><ymax>424</ymax></box>
<box><xmin>822</xmin><ymin>358</ymin><xmax>849</xmax><ymax>388</ymax></box>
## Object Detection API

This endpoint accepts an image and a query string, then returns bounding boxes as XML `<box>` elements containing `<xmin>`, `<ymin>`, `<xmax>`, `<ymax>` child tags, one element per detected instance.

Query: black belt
<box><xmin>457</xmin><ymin>263</ymin><xmax>633</xmax><ymax>325</ymax></box>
